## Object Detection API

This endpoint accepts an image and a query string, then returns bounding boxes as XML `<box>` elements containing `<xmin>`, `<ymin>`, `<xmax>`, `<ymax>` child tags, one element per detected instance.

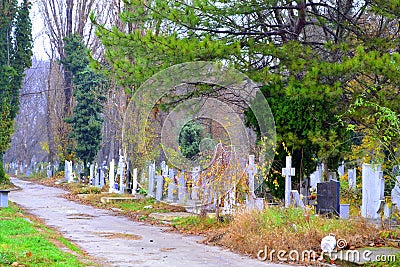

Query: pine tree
<box><xmin>0</xmin><ymin>0</ymin><xmax>32</xmax><ymax>183</ymax></box>
<box><xmin>62</xmin><ymin>35</ymin><xmax>106</xmax><ymax>172</ymax></box>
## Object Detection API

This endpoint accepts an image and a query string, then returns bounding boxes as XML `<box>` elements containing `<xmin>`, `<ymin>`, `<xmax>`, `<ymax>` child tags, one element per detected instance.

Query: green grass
<box><xmin>0</xmin><ymin>204</ymin><xmax>95</xmax><ymax>266</ymax></box>
<box><xmin>171</xmin><ymin>215</ymin><xmax>229</xmax><ymax>232</ymax></box>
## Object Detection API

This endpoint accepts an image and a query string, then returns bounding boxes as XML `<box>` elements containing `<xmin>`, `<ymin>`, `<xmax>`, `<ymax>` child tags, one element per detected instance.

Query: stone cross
<box><xmin>282</xmin><ymin>156</ymin><xmax>295</xmax><ymax>208</ymax></box>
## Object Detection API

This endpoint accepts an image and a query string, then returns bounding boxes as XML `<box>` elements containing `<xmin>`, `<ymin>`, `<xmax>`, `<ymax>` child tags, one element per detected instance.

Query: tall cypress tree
<box><xmin>62</xmin><ymin>35</ymin><xmax>106</xmax><ymax>172</ymax></box>
<box><xmin>0</xmin><ymin>0</ymin><xmax>33</xmax><ymax>183</ymax></box>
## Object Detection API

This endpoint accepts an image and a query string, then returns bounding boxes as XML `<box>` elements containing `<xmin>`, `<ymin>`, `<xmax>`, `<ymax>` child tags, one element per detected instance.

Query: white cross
<box><xmin>282</xmin><ymin>156</ymin><xmax>295</xmax><ymax>208</ymax></box>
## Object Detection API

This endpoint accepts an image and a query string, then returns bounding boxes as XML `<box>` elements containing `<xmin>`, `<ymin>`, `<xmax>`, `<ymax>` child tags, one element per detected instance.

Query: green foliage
<box><xmin>178</xmin><ymin>121</ymin><xmax>204</xmax><ymax>159</ymax></box>
<box><xmin>62</xmin><ymin>35</ymin><xmax>106</xmax><ymax>170</ymax></box>
<box><xmin>0</xmin><ymin>0</ymin><xmax>33</xmax><ymax>183</ymax></box>
<box><xmin>95</xmin><ymin>1</ymin><xmax>400</xmax><ymax>199</ymax></box>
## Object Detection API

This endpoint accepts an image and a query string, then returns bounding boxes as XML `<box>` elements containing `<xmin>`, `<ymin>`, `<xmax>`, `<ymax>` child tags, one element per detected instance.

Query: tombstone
<box><xmin>131</xmin><ymin>168</ymin><xmax>138</xmax><ymax>194</ymax></box>
<box><xmin>109</xmin><ymin>159</ymin><xmax>116</xmax><ymax>193</ymax></box>
<box><xmin>148</xmin><ymin>162</ymin><xmax>155</xmax><ymax>198</ymax></box>
<box><xmin>316</xmin><ymin>180</ymin><xmax>340</xmax><ymax>215</ymax></box>
<box><xmin>338</xmin><ymin>161</ymin><xmax>345</xmax><ymax>178</ymax></box>
<box><xmin>155</xmin><ymin>175</ymin><xmax>164</xmax><ymax>201</ymax></box>
<box><xmin>89</xmin><ymin>164</ymin><xmax>95</xmax><ymax>185</ymax></box>
<box><xmin>246</xmin><ymin>155</ymin><xmax>259</xmax><ymax>209</ymax></box>
<box><xmin>118</xmin><ymin>154</ymin><xmax>125</xmax><ymax>194</ymax></box>
<box><xmin>178</xmin><ymin>173</ymin><xmax>188</xmax><ymax>203</ymax></box>
<box><xmin>190</xmin><ymin>167</ymin><xmax>200</xmax><ymax>201</ymax></box>
<box><xmin>328</xmin><ymin>172</ymin><xmax>337</xmax><ymax>181</ymax></box>
<box><xmin>46</xmin><ymin>164</ymin><xmax>52</xmax><ymax>179</ymax></box>
<box><xmin>64</xmin><ymin>160</ymin><xmax>73</xmax><ymax>183</ymax></box>
<box><xmin>166</xmin><ymin>169</ymin><xmax>177</xmax><ymax>201</ymax></box>
<box><xmin>348</xmin><ymin>168</ymin><xmax>357</xmax><ymax>189</ymax></box>
<box><xmin>361</xmin><ymin>164</ymin><xmax>385</xmax><ymax>219</ymax></box>
<box><xmin>99</xmin><ymin>163</ymin><xmax>106</xmax><ymax>188</ymax></box>
<box><xmin>391</xmin><ymin>176</ymin><xmax>400</xmax><ymax>209</ymax></box>
<box><xmin>290</xmin><ymin>190</ymin><xmax>305</xmax><ymax>208</ymax></box>
<box><xmin>282</xmin><ymin>156</ymin><xmax>295</xmax><ymax>208</ymax></box>
<box><xmin>160</xmin><ymin>161</ymin><xmax>168</xmax><ymax>176</ymax></box>
<box><xmin>96</xmin><ymin>164</ymin><xmax>101</xmax><ymax>187</ymax></box>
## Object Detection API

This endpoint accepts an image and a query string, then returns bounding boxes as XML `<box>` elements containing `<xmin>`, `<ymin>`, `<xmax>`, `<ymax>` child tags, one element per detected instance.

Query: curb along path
<box><xmin>9</xmin><ymin>178</ymin><xmax>294</xmax><ymax>267</ymax></box>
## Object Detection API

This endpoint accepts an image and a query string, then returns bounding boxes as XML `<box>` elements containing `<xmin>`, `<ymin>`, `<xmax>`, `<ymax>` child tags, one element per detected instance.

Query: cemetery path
<box><xmin>9</xmin><ymin>178</ymin><xmax>296</xmax><ymax>267</ymax></box>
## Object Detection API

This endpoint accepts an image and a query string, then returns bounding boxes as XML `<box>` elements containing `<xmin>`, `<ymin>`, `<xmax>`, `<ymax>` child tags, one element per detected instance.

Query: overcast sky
<box><xmin>30</xmin><ymin>0</ymin><xmax>49</xmax><ymax>60</ymax></box>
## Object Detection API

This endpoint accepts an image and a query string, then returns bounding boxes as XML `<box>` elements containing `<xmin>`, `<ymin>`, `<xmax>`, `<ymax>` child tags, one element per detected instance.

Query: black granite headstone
<box><xmin>316</xmin><ymin>180</ymin><xmax>340</xmax><ymax>215</ymax></box>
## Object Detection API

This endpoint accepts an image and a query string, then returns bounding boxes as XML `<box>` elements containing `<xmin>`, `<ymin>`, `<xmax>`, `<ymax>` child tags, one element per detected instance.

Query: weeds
<box><xmin>209</xmin><ymin>207</ymin><xmax>380</xmax><ymax>263</ymax></box>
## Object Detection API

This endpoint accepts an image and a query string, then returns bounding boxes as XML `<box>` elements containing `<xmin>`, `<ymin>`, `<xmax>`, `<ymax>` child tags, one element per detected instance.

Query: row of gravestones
<box><xmin>5</xmin><ymin>161</ymin><xmax>60</xmax><ymax>178</ymax></box>
<box><xmin>62</xmin><ymin>154</ymin><xmax>263</xmax><ymax>214</ymax></box>
<box><xmin>20</xmin><ymin>155</ymin><xmax>399</xmax><ymax>219</ymax></box>
<box><xmin>312</xmin><ymin>164</ymin><xmax>400</xmax><ymax>220</ymax></box>
<box><xmin>146</xmin><ymin>155</ymin><xmax>263</xmax><ymax>214</ymax></box>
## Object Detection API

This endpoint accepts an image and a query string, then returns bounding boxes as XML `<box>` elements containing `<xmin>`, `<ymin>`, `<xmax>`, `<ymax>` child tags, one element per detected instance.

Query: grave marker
<box><xmin>348</xmin><ymin>168</ymin><xmax>356</xmax><ymax>189</ymax></box>
<box><xmin>109</xmin><ymin>159</ymin><xmax>116</xmax><ymax>193</ymax></box>
<box><xmin>361</xmin><ymin>164</ymin><xmax>385</xmax><ymax>219</ymax></box>
<box><xmin>316</xmin><ymin>180</ymin><xmax>340</xmax><ymax>215</ymax></box>
<box><xmin>132</xmin><ymin>168</ymin><xmax>138</xmax><ymax>194</ymax></box>
<box><xmin>148</xmin><ymin>162</ymin><xmax>155</xmax><ymax>198</ymax></box>
<box><xmin>155</xmin><ymin>175</ymin><xmax>164</xmax><ymax>201</ymax></box>
<box><xmin>118</xmin><ymin>154</ymin><xmax>125</xmax><ymax>194</ymax></box>
<box><xmin>178</xmin><ymin>173</ymin><xmax>187</xmax><ymax>203</ymax></box>
<box><xmin>282</xmin><ymin>156</ymin><xmax>295</xmax><ymax>208</ymax></box>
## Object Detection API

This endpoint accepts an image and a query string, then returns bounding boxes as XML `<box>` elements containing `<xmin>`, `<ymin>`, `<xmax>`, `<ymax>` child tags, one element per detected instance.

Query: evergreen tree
<box><xmin>95</xmin><ymin>1</ymin><xmax>400</xmax><ymax>197</ymax></box>
<box><xmin>0</xmin><ymin>0</ymin><xmax>32</xmax><ymax>183</ymax></box>
<box><xmin>62</xmin><ymin>35</ymin><xmax>106</xmax><ymax>172</ymax></box>
<box><xmin>179</xmin><ymin>121</ymin><xmax>204</xmax><ymax>159</ymax></box>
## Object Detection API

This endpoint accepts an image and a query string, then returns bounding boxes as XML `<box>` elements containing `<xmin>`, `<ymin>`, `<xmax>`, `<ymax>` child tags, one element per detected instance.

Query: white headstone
<box><xmin>391</xmin><ymin>176</ymin><xmax>400</xmax><ymax>209</ymax></box>
<box><xmin>132</xmin><ymin>168</ymin><xmax>138</xmax><ymax>194</ymax></box>
<box><xmin>338</xmin><ymin>161</ymin><xmax>345</xmax><ymax>178</ymax></box>
<box><xmin>89</xmin><ymin>164</ymin><xmax>95</xmax><ymax>185</ymax></box>
<box><xmin>118</xmin><ymin>154</ymin><xmax>125</xmax><ymax>194</ymax></box>
<box><xmin>348</xmin><ymin>168</ymin><xmax>357</xmax><ymax>189</ymax></box>
<box><xmin>65</xmin><ymin>160</ymin><xmax>73</xmax><ymax>183</ymax></box>
<box><xmin>99</xmin><ymin>165</ymin><xmax>105</xmax><ymax>188</ymax></box>
<box><xmin>178</xmin><ymin>173</ymin><xmax>187</xmax><ymax>203</ymax></box>
<box><xmin>290</xmin><ymin>190</ymin><xmax>305</xmax><ymax>208</ymax></box>
<box><xmin>310</xmin><ymin>166</ymin><xmax>323</xmax><ymax>189</ymax></box>
<box><xmin>191</xmin><ymin>167</ymin><xmax>200</xmax><ymax>201</ymax></box>
<box><xmin>148</xmin><ymin>163</ymin><xmax>155</xmax><ymax>197</ymax></box>
<box><xmin>361</xmin><ymin>164</ymin><xmax>385</xmax><ymax>219</ymax></box>
<box><xmin>46</xmin><ymin>164</ymin><xmax>52</xmax><ymax>179</ymax></box>
<box><xmin>155</xmin><ymin>175</ymin><xmax>164</xmax><ymax>201</ymax></box>
<box><xmin>109</xmin><ymin>159</ymin><xmax>116</xmax><ymax>193</ymax></box>
<box><xmin>282</xmin><ymin>156</ymin><xmax>295</xmax><ymax>208</ymax></box>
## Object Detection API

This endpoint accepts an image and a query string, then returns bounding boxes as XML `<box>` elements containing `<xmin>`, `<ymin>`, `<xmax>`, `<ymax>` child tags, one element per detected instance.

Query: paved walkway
<box><xmin>9</xmin><ymin>178</ymin><xmax>295</xmax><ymax>267</ymax></box>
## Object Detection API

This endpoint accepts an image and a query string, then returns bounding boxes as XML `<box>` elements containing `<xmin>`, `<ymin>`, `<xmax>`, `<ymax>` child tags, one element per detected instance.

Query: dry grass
<box><xmin>206</xmin><ymin>207</ymin><xmax>380</xmax><ymax>262</ymax></box>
